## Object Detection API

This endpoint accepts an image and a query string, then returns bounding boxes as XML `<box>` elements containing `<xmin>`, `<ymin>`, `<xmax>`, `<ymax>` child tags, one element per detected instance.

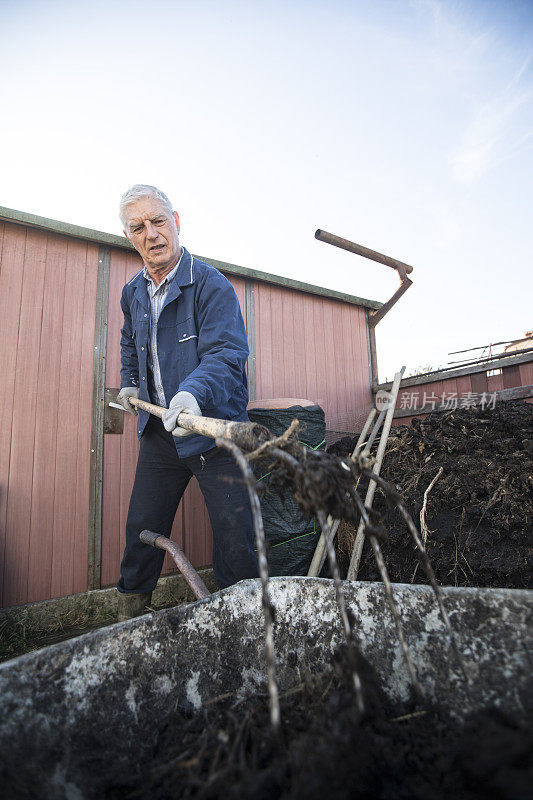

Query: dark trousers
<box><xmin>117</xmin><ymin>417</ymin><xmax>259</xmax><ymax>593</ymax></box>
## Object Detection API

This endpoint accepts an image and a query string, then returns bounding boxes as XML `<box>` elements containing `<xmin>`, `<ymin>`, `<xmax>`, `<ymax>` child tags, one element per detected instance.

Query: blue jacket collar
<box><xmin>163</xmin><ymin>247</ymin><xmax>194</xmax><ymax>309</ymax></box>
<box><xmin>130</xmin><ymin>247</ymin><xmax>195</xmax><ymax>310</ymax></box>
<box><xmin>175</xmin><ymin>247</ymin><xmax>195</xmax><ymax>287</ymax></box>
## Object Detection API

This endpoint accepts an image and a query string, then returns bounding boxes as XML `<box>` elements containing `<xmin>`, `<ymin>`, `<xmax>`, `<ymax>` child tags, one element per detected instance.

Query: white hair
<box><xmin>119</xmin><ymin>184</ymin><xmax>174</xmax><ymax>228</ymax></box>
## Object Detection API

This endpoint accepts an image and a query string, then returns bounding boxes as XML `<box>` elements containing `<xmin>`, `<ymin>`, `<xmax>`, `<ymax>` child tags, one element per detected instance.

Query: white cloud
<box><xmin>411</xmin><ymin>2</ymin><xmax>533</xmax><ymax>185</ymax></box>
<box><xmin>449</xmin><ymin>76</ymin><xmax>532</xmax><ymax>185</ymax></box>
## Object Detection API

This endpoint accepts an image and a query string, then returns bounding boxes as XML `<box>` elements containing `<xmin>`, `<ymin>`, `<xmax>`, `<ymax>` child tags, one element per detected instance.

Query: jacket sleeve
<box><xmin>177</xmin><ymin>269</ymin><xmax>249</xmax><ymax>409</ymax></box>
<box><xmin>119</xmin><ymin>287</ymin><xmax>140</xmax><ymax>389</ymax></box>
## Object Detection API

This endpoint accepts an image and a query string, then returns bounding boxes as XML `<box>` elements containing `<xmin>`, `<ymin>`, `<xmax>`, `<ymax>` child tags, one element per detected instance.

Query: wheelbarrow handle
<box><xmin>140</xmin><ymin>530</ymin><xmax>210</xmax><ymax>600</ymax></box>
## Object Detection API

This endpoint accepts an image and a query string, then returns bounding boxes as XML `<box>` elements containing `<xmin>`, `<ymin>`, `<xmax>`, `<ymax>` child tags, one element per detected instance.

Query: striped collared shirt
<box><xmin>142</xmin><ymin>251</ymin><xmax>184</xmax><ymax>406</ymax></box>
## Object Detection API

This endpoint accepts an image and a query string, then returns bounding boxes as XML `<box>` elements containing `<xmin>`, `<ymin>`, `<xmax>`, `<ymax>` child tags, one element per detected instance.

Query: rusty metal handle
<box><xmin>140</xmin><ymin>530</ymin><xmax>210</xmax><ymax>600</ymax></box>
<box><xmin>315</xmin><ymin>229</ymin><xmax>414</xmax><ymax>276</ymax></box>
<box><xmin>314</xmin><ymin>228</ymin><xmax>413</xmax><ymax>327</ymax></box>
<box><xmin>315</xmin><ymin>227</ymin><xmax>414</xmax><ymax>391</ymax></box>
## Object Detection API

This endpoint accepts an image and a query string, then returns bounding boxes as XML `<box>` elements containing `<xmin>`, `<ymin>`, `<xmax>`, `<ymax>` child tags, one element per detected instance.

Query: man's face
<box><xmin>123</xmin><ymin>196</ymin><xmax>181</xmax><ymax>280</ymax></box>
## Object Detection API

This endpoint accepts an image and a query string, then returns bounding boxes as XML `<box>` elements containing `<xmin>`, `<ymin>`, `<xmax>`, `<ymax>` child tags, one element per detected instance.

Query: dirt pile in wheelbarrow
<box><xmin>97</xmin><ymin>647</ymin><xmax>531</xmax><ymax>800</ymax></box>
<box><xmin>329</xmin><ymin>400</ymin><xmax>533</xmax><ymax>588</ymax></box>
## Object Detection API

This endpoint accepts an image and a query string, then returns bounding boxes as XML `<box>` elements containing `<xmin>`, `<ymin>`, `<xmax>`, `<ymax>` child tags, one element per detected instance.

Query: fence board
<box><xmin>292</xmin><ymin>292</ymin><xmax>308</xmax><ymax>401</ymax></box>
<box><xmin>282</xmin><ymin>290</ymin><xmax>298</xmax><ymax>397</ymax></box>
<box><xmin>26</xmin><ymin>235</ymin><xmax>68</xmax><ymax>602</ymax></box>
<box><xmin>322</xmin><ymin>299</ymin><xmax>339</xmax><ymax>423</ymax></box>
<box><xmin>0</xmin><ymin>221</ymin><xmax>4</xmax><ymax>272</ymax></box>
<box><xmin>72</xmin><ymin>243</ymin><xmax>99</xmax><ymax>593</ymax></box>
<box><xmin>456</xmin><ymin>376</ymin><xmax>471</xmax><ymax>396</ymax></box>
<box><xmin>183</xmin><ymin>479</ymin><xmax>209</xmax><ymax>567</ymax></box>
<box><xmin>4</xmin><ymin>230</ymin><xmax>47</xmax><ymax>605</ymax></box>
<box><xmin>312</xmin><ymin>299</ymin><xmax>328</xmax><ymax>410</ymax></box>
<box><xmin>269</xmin><ymin>285</ymin><xmax>287</xmax><ymax>395</ymax></box>
<box><xmin>101</xmin><ymin>249</ymin><xmax>131</xmax><ymax>587</ymax></box>
<box><xmin>303</xmin><ymin>292</ymin><xmax>318</xmax><ymax>405</ymax></box>
<box><xmin>101</xmin><ymin>435</ymin><xmax>123</xmax><ymax>588</ymax></box>
<box><xmin>519</xmin><ymin>362</ymin><xmax>533</xmax><ymax>387</ymax></box>
<box><xmin>255</xmin><ymin>283</ymin><xmax>274</xmax><ymax>397</ymax></box>
<box><xmin>487</xmin><ymin>373</ymin><xmax>504</xmax><ymax>392</ymax></box>
<box><xmin>51</xmin><ymin>239</ymin><xmax>93</xmax><ymax>598</ymax></box>
<box><xmin>231</xmin><ymin>276</ymin><xmax>246</xmax><ymax>325</ymax></box>
<box><xmin>0</xmin><ymin>225</ymin><xmax>27</xmax><ymax>605</ymax></box>
<box><xmin>502</xmin><ymin>365</ymin><xmax>521</xmax><ymax>389</ymax></box>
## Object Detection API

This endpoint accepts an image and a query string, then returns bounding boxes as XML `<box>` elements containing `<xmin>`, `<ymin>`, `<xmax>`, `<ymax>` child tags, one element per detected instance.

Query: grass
<box><xmin>0</xmin><ymin>570</ymin><xmax>217</xmax><ymax>663</ymax></box>
<box><xmin>0</xmin><ymin>598</ymin><xmax>117</xmax><ymax>662</ymax></box>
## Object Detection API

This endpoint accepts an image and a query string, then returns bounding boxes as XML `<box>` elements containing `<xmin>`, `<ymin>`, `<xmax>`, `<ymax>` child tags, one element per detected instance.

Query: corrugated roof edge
<box><xmin>0</xmin><ymin>205</ymin><xmax>382</xmax><ymax>310</ymax></box>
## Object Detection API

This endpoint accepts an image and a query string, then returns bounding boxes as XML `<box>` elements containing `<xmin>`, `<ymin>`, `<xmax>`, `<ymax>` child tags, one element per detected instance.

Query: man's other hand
<box><xmin>162</xmin><ymin>391</ymin><xmax>201</xmax><ymax>436</ymax></box>
<box><xmin>117</xmin><ymin>387</ymin><xmax>139</xmax><ymax>416</ymax></box>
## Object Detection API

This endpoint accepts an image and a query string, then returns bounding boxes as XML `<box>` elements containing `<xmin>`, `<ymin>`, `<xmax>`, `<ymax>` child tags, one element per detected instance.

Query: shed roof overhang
<box><xmin>0</xmin><ymin>205</ymin><xmax>382</xmax><ymax>311</ymax></box>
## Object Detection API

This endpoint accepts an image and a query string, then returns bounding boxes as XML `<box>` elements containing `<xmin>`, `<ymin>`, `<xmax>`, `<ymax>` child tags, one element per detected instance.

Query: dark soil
<box><xmin>328</xmin><ymin>401</ymin><xmax>533</xmax><ymax>589</ymax></box>
<box><xmin>98</xmin><ymin>648</ymin><xmax>532</xmax><ymax>800</ymax></box>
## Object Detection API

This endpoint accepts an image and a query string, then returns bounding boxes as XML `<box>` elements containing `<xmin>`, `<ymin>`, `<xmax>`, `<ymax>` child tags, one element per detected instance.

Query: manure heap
<box><xmin>331</xmin><ymin>400</ymin><xmax>533</xmax><ymax>589</ymax></box>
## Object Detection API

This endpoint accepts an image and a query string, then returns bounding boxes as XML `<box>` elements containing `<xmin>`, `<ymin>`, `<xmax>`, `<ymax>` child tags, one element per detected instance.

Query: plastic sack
<box><xmin>247</xmin><ymin>405</ymin><xmax>325</xmax><ymax>576</ymax></box>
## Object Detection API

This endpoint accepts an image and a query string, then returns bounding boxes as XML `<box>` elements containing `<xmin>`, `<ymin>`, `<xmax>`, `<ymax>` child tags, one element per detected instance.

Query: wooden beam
<box><xmin>87</xmin><ymin>246</ymin><xmax>110</xmax><ymax>591</ymax></box>
<box><xmin>392</xmin><ymin>384</ymin><xmax>533</xmax><ymax>419</ymax></box>
<box><xmin>378</xmin><ymin>350</ymin><xmax>533</xmax><ymax>391</ymax></box>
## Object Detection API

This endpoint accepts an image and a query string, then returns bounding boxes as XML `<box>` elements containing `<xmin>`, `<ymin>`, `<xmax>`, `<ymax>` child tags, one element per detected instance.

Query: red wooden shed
<box><xmin>0</xmin><ymin>207</ymin><xmax>381</xmax><ymax>607</ymax></box>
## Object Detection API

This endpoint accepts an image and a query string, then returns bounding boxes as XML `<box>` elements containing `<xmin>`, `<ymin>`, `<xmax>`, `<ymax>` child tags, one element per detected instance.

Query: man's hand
<box><xmin>116</xmin><ymin>387</ymin><xmax>139</xmax><ymax>416</ymax></box>
<box><xmin>162</xmin><ymin>391</ymin><xmax>201</xmax><ymax>437</ymax></box>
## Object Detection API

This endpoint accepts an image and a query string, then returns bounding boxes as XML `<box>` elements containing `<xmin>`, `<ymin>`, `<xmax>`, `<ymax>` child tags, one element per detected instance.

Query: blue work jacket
<box><xmin>120</xmin><ymin>247</ymin><xmax>250</xmax><ymax>457</ymax></box>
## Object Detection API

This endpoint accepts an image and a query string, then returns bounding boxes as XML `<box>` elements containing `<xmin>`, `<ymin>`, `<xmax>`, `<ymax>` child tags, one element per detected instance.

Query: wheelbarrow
<box><xmin>0</xmin><ymin>578</ymin><xmax>531</xmax><ymax>799</ymax></box>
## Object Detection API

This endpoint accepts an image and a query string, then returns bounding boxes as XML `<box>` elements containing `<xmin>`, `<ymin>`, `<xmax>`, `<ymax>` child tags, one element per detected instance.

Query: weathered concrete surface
<box><xmin>0</xmin><ymin>578</ymin><xmax>531</xmax><ymax>799</ymax></box>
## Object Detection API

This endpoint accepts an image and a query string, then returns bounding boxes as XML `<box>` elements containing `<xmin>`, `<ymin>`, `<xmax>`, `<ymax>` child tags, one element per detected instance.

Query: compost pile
<box><xmin>95</xmin><ymin>648</ymin><xmax>531</xmax><ymax>800</ymax></box>
<box><xmin>329</xmin><ymin>401</ymin><xmax>533</xmax><ymax>588</ymax></box>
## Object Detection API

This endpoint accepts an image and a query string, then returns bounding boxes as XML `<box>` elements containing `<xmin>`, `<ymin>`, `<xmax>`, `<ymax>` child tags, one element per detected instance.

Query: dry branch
<box><xmin>216</xmin><ymin>438</ymin><xmax>280</xmax><ymax>729</ymax></box>
<box><xmin>316</xmin><ymin>511</ymin><xmax>365</xmax><ymax>714</ymax></box>
<box><xmin>420</xmin><ymin>467</ymin><xmax>443</xmax><ymax>546</ymax></box>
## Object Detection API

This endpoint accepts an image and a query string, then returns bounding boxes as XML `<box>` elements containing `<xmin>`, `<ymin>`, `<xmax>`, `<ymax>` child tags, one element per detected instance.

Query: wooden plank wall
<box><xmin>254</xmin><ymin>283</ymin><xmax>372</xmax><ymax>437</ymax></box>
<box><xmin>0</xmin><ymin>222</ymin><xmax>99</xmax><ymax>607</ymax></box>
<box><xmin>1</xmin><ymin>225</ymin><xmax>374</xmax><ymax>603</ymax></box>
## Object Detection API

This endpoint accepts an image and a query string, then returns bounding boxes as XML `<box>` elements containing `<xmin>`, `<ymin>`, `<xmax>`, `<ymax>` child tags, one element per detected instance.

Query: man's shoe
<box><xmin>117</xmin><ymin>591</ymin><xmax>152</xmax><ymax>622</ymax></box>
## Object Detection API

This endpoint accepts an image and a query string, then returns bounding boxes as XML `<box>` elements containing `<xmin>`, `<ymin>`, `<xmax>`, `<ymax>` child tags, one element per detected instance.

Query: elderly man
<box><xmin>115</xmin><ymin>184</ymin><xmax>258</xmax><ymax>620</ymax></box>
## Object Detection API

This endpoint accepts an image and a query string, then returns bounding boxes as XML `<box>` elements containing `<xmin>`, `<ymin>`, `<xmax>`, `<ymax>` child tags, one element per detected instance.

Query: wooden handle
<box><xmin>129</xmin><ymin>396</ymin><xmax>271</xmax><ymax>449</ymax></box>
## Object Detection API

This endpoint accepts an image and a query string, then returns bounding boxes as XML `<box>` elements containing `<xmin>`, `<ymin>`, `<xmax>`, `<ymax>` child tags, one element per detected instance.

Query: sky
<box><xmin>1</xmin><ymin>0</ymin><xmax>532</xmax><ymax>382</ymax></box>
